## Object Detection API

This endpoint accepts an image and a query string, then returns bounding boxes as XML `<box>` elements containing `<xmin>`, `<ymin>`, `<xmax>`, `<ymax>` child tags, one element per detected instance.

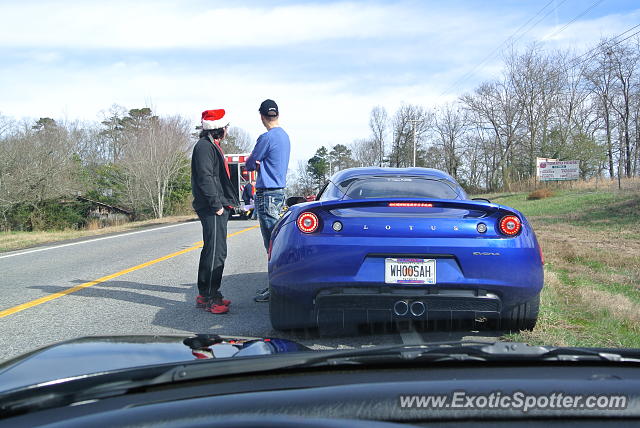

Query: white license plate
<box><xmin>385</xmin><ymin>258</ymin><xmax>436</xmax><ymax>284</ymax></box>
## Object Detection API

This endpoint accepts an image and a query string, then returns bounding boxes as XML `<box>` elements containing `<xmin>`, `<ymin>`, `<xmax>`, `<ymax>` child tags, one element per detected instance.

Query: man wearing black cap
<box><xmin>246</xmin><ymin>99</ymin><xmax>291</xmax><ymax>302</ymax></box>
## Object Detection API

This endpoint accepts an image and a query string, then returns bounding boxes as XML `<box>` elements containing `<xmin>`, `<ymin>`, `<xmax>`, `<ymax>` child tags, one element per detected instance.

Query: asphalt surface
<box><xmin>0</xmin><ymin>219</ymin><xmax>501</xmax><ymax>362</ymax></box>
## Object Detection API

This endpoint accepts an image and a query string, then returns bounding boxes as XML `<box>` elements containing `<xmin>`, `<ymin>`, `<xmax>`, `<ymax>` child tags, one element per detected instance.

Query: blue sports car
<box><xmin>268</xmin><ymin>167</ymin><xmax>544</xmax><ymax>333</ymax></box>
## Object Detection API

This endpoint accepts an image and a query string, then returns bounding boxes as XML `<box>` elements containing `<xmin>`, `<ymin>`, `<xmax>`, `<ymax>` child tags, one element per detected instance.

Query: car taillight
<box><xmin>538</xmin><ymin>244</ymin><xmax>544</xmax><ymax>265</ymax></box>
<box><xmin>297</xmin><ymin>212</ymin><xmax>319</xmax><ymax>233</ymax></box>
<box><xmin>388</xmin><ymin>202</ymin><xmax>433</xmax><ymax>207</ymax></box>
<box><xmin>499</xmin><ymin>215</ymin><xmax>521</xmax><ymax>236</ymax></box>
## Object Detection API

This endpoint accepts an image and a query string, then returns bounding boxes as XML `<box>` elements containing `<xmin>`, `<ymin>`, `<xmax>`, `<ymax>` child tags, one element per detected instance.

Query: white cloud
<box><xmin>0</xmin><ymin>1</ymin><xmax>464</xmax><ymax>49</ymax></box>
<box><xmin>537</xmin><ymin>9</ymin><xmax>640</xmax><ymax>50</ymax></box>
<box><xmin>1</xmin><ymin>57</ymin><xmax>448</xmax><ymax>164</ymax></box>
<box><xmin>1</xmin><ymin>1</ymin><xmax>638</xmax><ymax>167</ymax></box>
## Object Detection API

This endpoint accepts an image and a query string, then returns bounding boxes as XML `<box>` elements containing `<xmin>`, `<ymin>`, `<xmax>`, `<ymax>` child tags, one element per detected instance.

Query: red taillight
<box><xmin>297</xmin><ymin>212</ymin><xmax>319</xmax><ymax>233</ymax></box>
<box><xmin>388</xmin><ymin>202</ymin><xmax>433</xmax><ymax>207</ymax></box>
<box><xmin>538</xmin><ymin>244</ymin><xmax>544</xmax><ymax>265</ymax></box>
<box><xmin>499</xmin><ymin>215</ymin><xmax>521</xmax><ymax>236</ymax></box>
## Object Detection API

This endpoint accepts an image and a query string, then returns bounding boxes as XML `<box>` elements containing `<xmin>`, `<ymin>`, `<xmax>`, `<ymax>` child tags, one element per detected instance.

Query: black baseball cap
<box><xmin>259</xmin><ymin>99</ymin><xmax>279</xmax><ymax>117</ymax></box>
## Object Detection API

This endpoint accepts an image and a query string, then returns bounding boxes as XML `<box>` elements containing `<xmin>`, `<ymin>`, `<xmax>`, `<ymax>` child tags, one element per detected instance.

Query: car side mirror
<box><xmin>286</xmin><ymin>196</ymin><xmax>307</xmax><ymax>207</ymax></box>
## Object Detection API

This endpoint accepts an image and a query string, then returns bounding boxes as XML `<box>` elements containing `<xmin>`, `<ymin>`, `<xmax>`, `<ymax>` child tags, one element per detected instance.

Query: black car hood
<box><xmin>0</xmin><ymin>334</ymin><xmax>308</xmax><ymax>393</ymax></box>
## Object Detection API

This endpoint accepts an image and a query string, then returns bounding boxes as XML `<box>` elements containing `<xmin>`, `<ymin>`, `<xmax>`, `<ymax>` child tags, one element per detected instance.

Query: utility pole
<box><xmin>407</xmin><ymin>119</ymin><xmax>423</xmax><ymax>167</ymax></box>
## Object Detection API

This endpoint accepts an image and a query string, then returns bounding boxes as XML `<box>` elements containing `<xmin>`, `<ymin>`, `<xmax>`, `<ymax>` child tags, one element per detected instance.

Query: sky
<box><xmin>1</xmin><ymin>0</ymin><xmax>639</xmax><ymax>166</ymax></box>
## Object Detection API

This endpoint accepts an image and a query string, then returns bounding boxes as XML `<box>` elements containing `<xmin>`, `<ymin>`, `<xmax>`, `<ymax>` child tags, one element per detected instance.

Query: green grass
<box><xmin>490</xmin><ymin>185</ymin><xmax>640</xmax><ymax>348</ymax></box>
<box><xmin>479</xmin><ymin>189</ymin><xmax>640</xmax><ymax>232</ymax></box>
<box><xmin>508</xmin><ymin>266</ymin><xmax>640</xmax><ymax>348</ymax></box>
<box><xmin>484</xmin><ymin>189</ymin><xmax>634</xmax><ymax>216</ymax></box>
<box><xmin>556</xmin><ymin>266</ymin><xmax>640</xmax><ymax>306</ymax></box>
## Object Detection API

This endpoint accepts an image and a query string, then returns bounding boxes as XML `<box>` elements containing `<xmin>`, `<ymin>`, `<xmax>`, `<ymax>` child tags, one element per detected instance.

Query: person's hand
<box><xmin>215</xmin><ymin>207</ymin><xmax>224</xmax><ymax>216</ymax></box>
<box><xmin>255</xmin><ymin>160</ymin><xmax>260</xmax><ymax>170</ymax></box>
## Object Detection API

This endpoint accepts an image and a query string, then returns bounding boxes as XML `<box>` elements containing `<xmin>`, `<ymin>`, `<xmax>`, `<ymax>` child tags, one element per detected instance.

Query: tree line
<box><xmin>289</xmin><ymin>36</ymin><xmax>640</xmax><ymax>196</ymax></box>
<box><xmin>0</xmin><ymin>106</ymin><xmax>252</xmax><ymax>231</ymax></box>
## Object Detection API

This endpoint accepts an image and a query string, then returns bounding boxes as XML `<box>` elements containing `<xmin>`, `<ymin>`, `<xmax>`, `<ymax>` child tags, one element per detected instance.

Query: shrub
<box><xmin>3</xmin><ymin>200</ymin><xmax>91</xmax><ymax>231</ymax></box>
<box><xmin>527</xmin><ymin>188</ymin><xmax>555</xmax><ymax>200</ymax></box>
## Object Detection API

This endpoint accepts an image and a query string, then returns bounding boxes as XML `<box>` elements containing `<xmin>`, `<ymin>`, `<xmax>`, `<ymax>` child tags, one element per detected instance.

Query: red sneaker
<box><xmin>222</xmin><ymin>299</ymin><xmax>231</xmax><ymax>306</ymax></box>
<box><xmin>195</xmin><ymin>295</ymin><xmax>208</xmax><ymax>308</ymax></box>
<box><xmin>208</xmin><ymin>302</ymin><xmax>229</xmax><ymax>314</ymax></box>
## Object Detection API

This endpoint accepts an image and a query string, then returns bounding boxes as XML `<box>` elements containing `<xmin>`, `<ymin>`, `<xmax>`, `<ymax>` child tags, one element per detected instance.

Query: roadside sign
<box><xmin>537</xmin><ymin>159</ymin><xmax>579</xmax><ymax>181</ymax></box>
<box><xmin>536</xmin><ymin>157</ymin><xmax>557</xmax><ymax>177</ymax></box>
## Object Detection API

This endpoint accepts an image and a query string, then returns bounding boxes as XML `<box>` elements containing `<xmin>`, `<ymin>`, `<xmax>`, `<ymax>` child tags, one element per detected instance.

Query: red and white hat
<box><xmin>201</xmin><ymin>109</ymin><xmax>229</xmax><ymax>130</ymax></box>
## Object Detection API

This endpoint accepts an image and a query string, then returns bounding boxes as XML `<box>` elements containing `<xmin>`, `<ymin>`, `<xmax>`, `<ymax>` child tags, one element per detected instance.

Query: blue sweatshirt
<box><xmin>246</xmin><ymin>127</ymin><xmax>290</xmax><ymax>189</ymax></box>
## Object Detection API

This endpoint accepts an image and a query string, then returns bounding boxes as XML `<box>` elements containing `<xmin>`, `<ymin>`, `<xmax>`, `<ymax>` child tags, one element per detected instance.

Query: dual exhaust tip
<box><xmin>393</xmin><ymin>300</ymin><xmax>425</xmax><ymax>317</ymax></box>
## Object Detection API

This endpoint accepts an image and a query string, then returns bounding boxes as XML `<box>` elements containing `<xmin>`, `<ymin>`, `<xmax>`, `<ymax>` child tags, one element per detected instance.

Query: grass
<box><xmin>0</xmin><ymin>215</ymin><xmax>197</xmax><ymax>253</ymax></box>
<box><xmin>479</xmin><ymin>183</ymin><xmax>640</xmax><ymax>348</ymax></box>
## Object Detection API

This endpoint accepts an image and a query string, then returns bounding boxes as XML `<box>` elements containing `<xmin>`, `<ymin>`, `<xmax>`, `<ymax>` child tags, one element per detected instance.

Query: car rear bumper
<box><xmin>314</xmin><ymin>287</ymin><xmax>502</xmax><ymax>325</ymax></box>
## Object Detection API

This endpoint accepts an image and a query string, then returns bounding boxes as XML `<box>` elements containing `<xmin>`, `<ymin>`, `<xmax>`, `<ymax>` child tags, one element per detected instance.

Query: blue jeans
<box><xmin>254</xmin><ymin>189</ymin><xmax>285</xmax><ymax>250</ymax></box>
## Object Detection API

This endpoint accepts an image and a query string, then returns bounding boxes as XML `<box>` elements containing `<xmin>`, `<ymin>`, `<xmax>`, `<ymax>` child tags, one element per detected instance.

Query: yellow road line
<box><xmin>0</xmin><ymin>225</ymin><xmax>259</xmax><ymax>319</ymax></box>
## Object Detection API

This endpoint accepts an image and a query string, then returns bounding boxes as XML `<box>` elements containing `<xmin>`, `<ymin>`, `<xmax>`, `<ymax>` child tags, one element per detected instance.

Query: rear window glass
<box><xmin>340</xmin><ymin>177</ymin><xmax>460</xmax><ymax>200</ymax></box>
<box><xmin>318</xmin><ymin>181</ymin><xmax>343</xmax><ymax>201</ymax></box>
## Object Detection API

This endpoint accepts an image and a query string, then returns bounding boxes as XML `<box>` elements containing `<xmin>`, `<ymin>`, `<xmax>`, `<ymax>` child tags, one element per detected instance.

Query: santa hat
<box><xmin>201</xmin><ymin>109</ymin><xmax>229</xmax><ymax>130</ymax></box>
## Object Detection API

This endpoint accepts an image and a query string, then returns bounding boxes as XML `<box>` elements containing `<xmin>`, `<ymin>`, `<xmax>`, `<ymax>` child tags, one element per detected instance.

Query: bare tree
<box><xmin>287</xmin><ymin>161</ymin><xmax>317</xmax><ymax>197</ymax></box>
<box><xmin>389</xmin><ymin>104</ymin><xmax>432</xmax><ymax>168</ymax></box>
<box><xmin>119</xmin><ymin>115</ymin><xmax>191</xmax><ymax>218</ymax></box>
<box><xmin>350</xmin><ymin>138</ymin><xmax>380</xmax><ymax>167</ymax></box>
<box><xmin>506</xmin><ymin>45</ymin><xmax>564</xmax><ymax>177</ymax></box>
<box><xmin>224</xmin><ymin>126</ymin><xmax>253</xmax><ymax>154</ymax></box>
<box><xmin>461</xmin><ymin>76</ymin><xmax>524</xmax><ymax>190</ymax></box>
<box><xmin>433</xmin><ymin>103</ymin><xmax>467</xmax><ymax>178</ymax></box>
<box><xmin>369</xmin><ymin>106</ymin><xmax>388</xmax><ymax>166</ymax></box>
<box><xmin>0</xmin><ymin>118</ymin><xmax>81</xmax><ymax>228</ymax></box>
<box><xmin>608</xmin><ymin>40</ymin><xmax>639</xmax><ymax>177</ymax></box>
<box><xmin>585</xmin><ymin>41</ymin><xmax>618</xmax><ymax>179</ymax></box>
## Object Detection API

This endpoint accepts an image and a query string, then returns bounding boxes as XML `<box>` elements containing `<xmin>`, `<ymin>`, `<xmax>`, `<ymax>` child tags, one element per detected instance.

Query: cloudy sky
<box><xmin>1</xmin><ymin>0</ymin><xmax>639</xmax><ymax>164</ymax></box>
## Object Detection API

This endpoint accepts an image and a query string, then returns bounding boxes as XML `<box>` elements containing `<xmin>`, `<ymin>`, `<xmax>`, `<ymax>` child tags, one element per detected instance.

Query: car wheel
<box><xmin>500</xmin><ymin>295</ymin><xmax>540</xmax><ymax>332</ymax></box>
<box><xmin>269</xmin><ymin>287</ymin><xmax>312</xmax><ymax>331</ymax></box>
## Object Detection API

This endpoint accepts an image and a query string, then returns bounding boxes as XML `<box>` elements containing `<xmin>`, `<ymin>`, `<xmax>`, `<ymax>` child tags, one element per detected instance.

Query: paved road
<box><xmin>0</xmin><ymin>219</ymin><xmax>501</xmax><ymax>362</ymax></box>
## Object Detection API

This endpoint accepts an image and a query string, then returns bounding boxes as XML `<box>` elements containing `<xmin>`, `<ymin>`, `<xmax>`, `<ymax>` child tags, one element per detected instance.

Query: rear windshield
<box><xmin>339</xmin><ymin>176</ymin><xmax>460</xmax><ymax>200</ymax></box>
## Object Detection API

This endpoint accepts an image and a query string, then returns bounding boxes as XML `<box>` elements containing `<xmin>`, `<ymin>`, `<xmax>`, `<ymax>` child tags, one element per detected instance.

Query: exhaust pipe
<box><xmin>410</xmin><ymin>301</ymin><xmax>426</xmax><ymax>317</ymax></box>
<box><xmin>393</xmin><ymin>300</ymin><xmax>409</xmax><ymax>316</ymax></box>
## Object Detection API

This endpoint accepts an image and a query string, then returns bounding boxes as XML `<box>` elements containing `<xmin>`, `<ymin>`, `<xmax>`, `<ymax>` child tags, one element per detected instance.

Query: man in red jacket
<box><xmin>191</xmin><ymin>109</ymin><xmax>239</xmax><ymax>314</ymax></box>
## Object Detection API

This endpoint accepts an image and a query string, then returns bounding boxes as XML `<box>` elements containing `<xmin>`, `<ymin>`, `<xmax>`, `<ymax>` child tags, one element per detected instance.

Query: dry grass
<box><xmin>535</xmin><ymin>221</ymin><xmax>640</xmax><ymax>270</ymax></box>
<box><xmin>501</xmin><ymin>176</ymin><xmax>640</xmax><ymax>193</ymax></box>
<box><xmin>0</xmin><ymin>215</ymin><xmax>197</xmax><ymax>253</ymax></box>
<box><xmin>508</xmin><ymin>187</ymin><xmax>640</xmax><ymax>347</ymax></box>
<box><xmin>515</xmin><ymin>267</ymin><xmax>640</xmax><ymax>348</ymax></box>
<box><xmin>85</xmin><ymin>219</ymin><xmax>101</xmax><ymax>231</ymax></box>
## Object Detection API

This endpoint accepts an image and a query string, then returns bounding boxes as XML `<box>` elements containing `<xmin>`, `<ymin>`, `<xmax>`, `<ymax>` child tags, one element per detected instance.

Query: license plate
<box><xmin>385</xmin><ymin>258</ymin><xmax>436</xmax><ymax>284</ymax></box>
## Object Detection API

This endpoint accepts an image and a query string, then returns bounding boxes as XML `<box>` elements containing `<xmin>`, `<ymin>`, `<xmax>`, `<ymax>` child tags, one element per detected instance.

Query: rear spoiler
<box><xmin>316</xmin><ymin>198</ymin><xmax>503</xmax><ymax>216</ymax></box>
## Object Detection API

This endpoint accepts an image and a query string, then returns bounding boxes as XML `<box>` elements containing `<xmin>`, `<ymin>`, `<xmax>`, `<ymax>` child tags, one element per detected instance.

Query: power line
<box><xmin>570</xmin><ymin>25</ymin><xmax>640</xmax><ymax>69</ymax></box>
<box><xmin>542</xmin><ymin>0</ymin><xmax>605</xmax><ymax>41</ymax></box>
<box><xmin>612</xmin><ymin>22</ymin><xmax>640</xmax><ymax>40</ymax></box>
<box><xmin>571</xmin><ymin>23</ymin><xmax>640</xmax><ymax>63</ymax></box>
<box><xmin>440</xmin><ymin>0</ymin><xmax>568</xmax><ymax>97</ymax></box>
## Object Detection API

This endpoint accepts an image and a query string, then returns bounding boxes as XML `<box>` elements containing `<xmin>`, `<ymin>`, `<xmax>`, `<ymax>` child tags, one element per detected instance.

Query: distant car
<box><xmin>268</xmin><ymin>167</ymin><xmax>544</xmax><ymax>333</ymax></box>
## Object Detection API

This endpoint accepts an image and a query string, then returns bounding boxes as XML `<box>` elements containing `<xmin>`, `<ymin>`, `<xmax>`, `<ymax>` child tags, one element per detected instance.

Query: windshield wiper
<box><xmin>316</xmin><ymin>341</ymin><xmax>640</xmax><ymax>365</ymax></box>
<box><xmin>2</xmin><ymin>341</ymin><xmax>640</xmax><ymax>417</ymax></box>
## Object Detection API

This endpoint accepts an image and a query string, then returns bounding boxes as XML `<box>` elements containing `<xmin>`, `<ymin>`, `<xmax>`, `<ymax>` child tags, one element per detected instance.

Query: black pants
<box><xmin>197</xmin><ymin>209</ymin><xmax>229</xmax><ymax>301</ymax></box>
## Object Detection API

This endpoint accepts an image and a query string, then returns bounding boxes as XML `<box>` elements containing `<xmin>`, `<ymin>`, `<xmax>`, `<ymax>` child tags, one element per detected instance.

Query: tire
<box><xmin>269</xmin><ymin>287</ymin><xmax>312</xmax><ymax>331</ymax></box>
<box><xmin>500</xmin><ymin>294</ymin><xmax>540</xmax><ymax>332</ymax></box>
